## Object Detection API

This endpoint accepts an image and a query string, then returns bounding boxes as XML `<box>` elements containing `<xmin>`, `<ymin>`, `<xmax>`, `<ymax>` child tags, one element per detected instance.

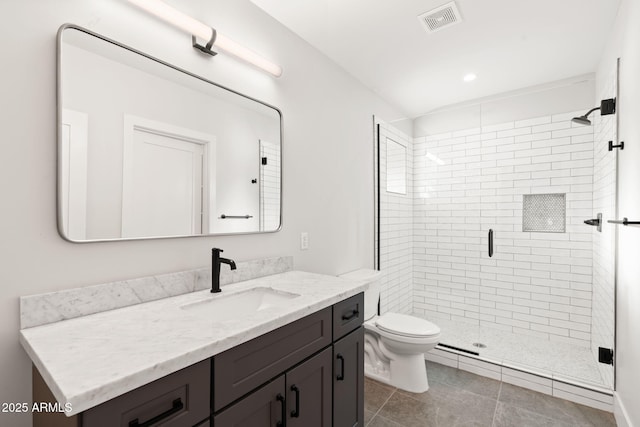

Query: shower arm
<box><xmin>582</xmin><ymin>107</ymin><xmax>600</xmax><ymax>118</ymax></box>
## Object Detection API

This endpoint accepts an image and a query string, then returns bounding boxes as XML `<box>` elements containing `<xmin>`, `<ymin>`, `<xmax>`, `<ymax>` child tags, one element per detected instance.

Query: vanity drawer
<box><xmin>333</xmin><ymin>293</ymin><xmax>364</xmax><ymax>340</ymax></box>
<box><xmin>82</xmin><ymin>360</ymin><xmax>210</xmax><ymax>427</ymax></box>
<box><xmin>213</xmin><ymin>307</ymin><xmax>332</xmax><ymax>411</ymax></box>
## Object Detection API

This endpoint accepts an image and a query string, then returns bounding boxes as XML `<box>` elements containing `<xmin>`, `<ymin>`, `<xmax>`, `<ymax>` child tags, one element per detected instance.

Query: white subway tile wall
<box><xmin>376</xmin><ymin>120</ymin><xmax>413</xmax><ymax>314</ymax></box>
<box><xmin>591</xmin><ymin>68</ymin><xmax>617</xmax><ymax>388</ymax></box>
<box><xmin>413</xmin><ymin>112</ymin><xmax>595</xmax><ymax>347</ymax></box>
<box><xmin>259</xmin><ymin>140</ymin><xmax>281</xmax><ymax>231</ymax></box>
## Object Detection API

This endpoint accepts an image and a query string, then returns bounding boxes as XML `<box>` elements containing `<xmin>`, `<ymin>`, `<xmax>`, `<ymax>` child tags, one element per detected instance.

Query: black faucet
<box><xmin>211</xmin><ymin>248</ymin><xmax>236</xmax><ymax>293</ymax></box>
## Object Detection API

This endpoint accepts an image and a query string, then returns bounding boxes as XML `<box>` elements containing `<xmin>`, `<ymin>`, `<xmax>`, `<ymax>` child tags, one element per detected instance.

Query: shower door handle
<box><xmin>488</xmin><ymin>229</ymin><xmax>494</xmax><ymax>258</ymax></box>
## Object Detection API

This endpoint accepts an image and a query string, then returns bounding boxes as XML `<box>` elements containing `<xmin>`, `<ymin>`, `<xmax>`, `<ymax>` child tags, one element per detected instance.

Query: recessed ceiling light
<box><xmin>463</xmin><ymin>73</ymin><xmax>477</xmax><ymax>82</ymax></box>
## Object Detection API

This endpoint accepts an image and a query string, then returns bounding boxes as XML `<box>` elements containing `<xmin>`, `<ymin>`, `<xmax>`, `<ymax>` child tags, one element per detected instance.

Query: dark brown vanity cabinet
<box><xmin>332</xmin><ymin>293</ymin><xmax>364</xmax><ymax>340</ymax></box>
<box><xmin>331</xmin><ymin>292</ymin><xmax>365</xmax><ymax>427</ymax></box>
<box><xmin>33</xmin><ymin>360</ymin><xmax>210</xmax><ymax>427</ymax></box>
<box><xmin>212</xmin><ymin>307</ymin><xmax>334</xmax><ymax>426</ymax></box>
<box><xmin>33</xmin><ymin>293</ymin><xmax>364</xmax><ymax>427</ymax></box>
<box><xmin>212</xmin><ymin>293</ymin><xmax>364</xmax><ymax>427</ymax></box>
<box><xmin>212</xmin><ymin>308</ymin><xmax>333</xmax><ymax>412</ymax></box>
<box><xmin>214</xmin><ymin>348</ymin><xmax>333</xmax><ymax>427</ymax></box>
<box><xmin>284</xmin><ymin>347</ymin><xmax>333</xmax><ymax>426</ymax></box>
<box><xmin>81</xmin><ymin>359</ymin><xmax>210</xmax><ymax>427</ymax></box>
<box><xmin>333</xmin><ymin>327</ymin><xmax>365</xmax><ymax>427</ymax></box>
<box><xmin>213</xmin><ymin>376</ymin><xmax>286</xmax><ymax>426</ymax></box>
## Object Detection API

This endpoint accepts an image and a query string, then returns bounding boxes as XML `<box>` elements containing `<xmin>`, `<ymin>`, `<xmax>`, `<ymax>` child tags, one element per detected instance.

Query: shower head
<box><xmin>571</xmin><ymin>115</ymin><xmax>593</xmax><ymax>126</ymax></box>
<box><xmin>571</xmin><ymin>98</ymin><xmax>616</xmax><ymax>126</ymax></box>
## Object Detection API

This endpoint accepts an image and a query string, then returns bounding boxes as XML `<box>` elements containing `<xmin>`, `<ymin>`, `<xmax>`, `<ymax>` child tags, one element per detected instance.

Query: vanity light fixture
<box><xmin>125</xmin><ymin>0</ymin><xmax>283</xmax><ymax>77</ymax></box>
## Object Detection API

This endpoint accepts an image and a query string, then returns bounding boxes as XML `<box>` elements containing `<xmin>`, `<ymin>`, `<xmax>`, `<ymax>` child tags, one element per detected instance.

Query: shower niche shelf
<box><xmin>522</xmin><ymin>193</ymin><xmax>566</xmax><ymax>233</ymax></box>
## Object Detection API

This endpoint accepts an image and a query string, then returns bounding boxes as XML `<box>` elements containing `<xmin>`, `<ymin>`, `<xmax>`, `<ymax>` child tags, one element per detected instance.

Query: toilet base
<box><xmin>364</xmin><ymin>352</ymin><xmax>429</xmax><ymax>393</ymax></box>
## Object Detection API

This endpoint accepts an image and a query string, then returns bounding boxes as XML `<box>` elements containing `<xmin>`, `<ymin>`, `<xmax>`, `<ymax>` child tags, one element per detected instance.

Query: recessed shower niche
<box><xmin>522</xmin><ymin>193</ymin><xmax>566</xmax><ymax>233</ymax></box>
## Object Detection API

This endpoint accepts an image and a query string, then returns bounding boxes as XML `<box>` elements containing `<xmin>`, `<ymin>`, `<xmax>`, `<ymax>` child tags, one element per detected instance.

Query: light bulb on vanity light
<box><xmin>125</xmin><ymin>0</ymin><xmax>283</xmax><ymax>77</ymax></box>
<box><xmin>463</xmin><ymin>73</ymin><xmax>477</xmax><ymax>82</ymax></box>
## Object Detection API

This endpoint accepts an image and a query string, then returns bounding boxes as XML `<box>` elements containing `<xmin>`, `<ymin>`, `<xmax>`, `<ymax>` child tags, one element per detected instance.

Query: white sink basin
<box><xmin>180</xmin><ymin>287</ymin><xmax>300</xmax><ymax>321</ymax></box>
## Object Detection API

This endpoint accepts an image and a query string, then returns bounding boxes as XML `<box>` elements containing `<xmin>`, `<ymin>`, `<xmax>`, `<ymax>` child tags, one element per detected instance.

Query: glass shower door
<box><xmin>375</xmin><ymin>72</ymin><xmax>618</xmax><ymax>391</ymax></box>
<box><xmin>478</xmin><ymin>72</ymin><xmax>618</xmax><ymax>389</ymax></box>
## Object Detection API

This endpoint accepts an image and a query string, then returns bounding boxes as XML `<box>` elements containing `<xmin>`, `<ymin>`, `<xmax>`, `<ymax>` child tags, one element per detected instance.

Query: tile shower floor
<box><xmin>364</xmin><ymin>362</ymin><xmax>617</xmax><ymax>427</ymax></box>
<box><xmin>430</xmin><ymin>317</ymin><xmax>607</xmax><ymax>387</ymax></box>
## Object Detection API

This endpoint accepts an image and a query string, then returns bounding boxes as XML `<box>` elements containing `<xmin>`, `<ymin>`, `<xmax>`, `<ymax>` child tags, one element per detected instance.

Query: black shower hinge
<box><xmin>261</xmin><ymin>157</ymin><xmax>268</xmax><ymax>165</ymax></box>
<box><xmin>608</xmin><ymin>141</ymin><xmax>624</xmax><ymax>151</ymax></box>
<box><xmin>598</xmin><ymin>347</ymin><xmax>614</xmax><ymax>365</ymax></box>
<box><xmin>600</xmin><ymin>98</ymin><xmax>616</xmax><ymax>115</ymax></box>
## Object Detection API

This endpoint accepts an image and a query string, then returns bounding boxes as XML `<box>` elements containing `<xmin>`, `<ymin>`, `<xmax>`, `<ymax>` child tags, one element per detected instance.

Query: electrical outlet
<box><xmin>300</xmin><ymin>232</ymin><xmax>309</xmax><ymax>250</ymax></box>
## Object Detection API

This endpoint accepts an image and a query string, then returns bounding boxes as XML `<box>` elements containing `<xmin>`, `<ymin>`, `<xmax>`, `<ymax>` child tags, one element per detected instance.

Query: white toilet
<box><xmin>340</xmin><ymin>269</ymin><xmax>440</xmax><ymax>393</ymax></box>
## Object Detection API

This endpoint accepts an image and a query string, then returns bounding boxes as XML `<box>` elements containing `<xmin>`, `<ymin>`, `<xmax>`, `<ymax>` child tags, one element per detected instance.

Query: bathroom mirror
<box><xmin>57</xmin><ymin>25</ymin><xmax>282</xmax><ymax>242</ymax></box>
<box><xmin>385</xmin><ymin>138</ymin><xmax>407</xmax><ymax>194</ymax></box>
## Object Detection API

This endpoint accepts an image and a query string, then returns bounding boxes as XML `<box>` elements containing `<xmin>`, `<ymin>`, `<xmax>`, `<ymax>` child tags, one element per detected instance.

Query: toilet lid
<box><xmin>375</xmin><ymin>313</ymin><xmax>440</xmax><ymax>338</ymax></box>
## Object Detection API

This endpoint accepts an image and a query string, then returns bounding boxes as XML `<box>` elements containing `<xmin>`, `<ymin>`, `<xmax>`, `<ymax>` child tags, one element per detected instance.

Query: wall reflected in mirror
<box><xmin>58</xmin><ymin>26</ymin><xmax>282</xmax><ymax>242</ymax></box>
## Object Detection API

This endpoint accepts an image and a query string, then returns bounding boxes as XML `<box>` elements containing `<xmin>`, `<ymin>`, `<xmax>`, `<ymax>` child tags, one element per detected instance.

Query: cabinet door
<box><xmin>213</xmin><ymin>376</ymin><xmax>285</xmax><ymax>427</ymax></box>
<box><xmin>333</xmin><ymin>326</ymin><xmax>364</xmax><ymax>427</ymax></box>
<box><xmin>286</xmin><ymin>347</ymin><xmax>332</xmax><ymax>427</ymax></box>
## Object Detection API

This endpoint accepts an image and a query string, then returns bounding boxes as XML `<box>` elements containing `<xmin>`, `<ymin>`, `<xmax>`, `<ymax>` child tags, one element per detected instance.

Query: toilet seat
<box><xmin>375</xmin><ymin>313</ymin><xmax>440</xmax><ymax>338</ymax></box>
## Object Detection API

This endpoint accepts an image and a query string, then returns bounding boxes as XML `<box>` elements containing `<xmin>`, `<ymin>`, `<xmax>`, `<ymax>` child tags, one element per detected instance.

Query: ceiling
<box><xmin>249</xmin><ymin>0</ymin><xmax>621</xmax><ymax>118</ymax></box>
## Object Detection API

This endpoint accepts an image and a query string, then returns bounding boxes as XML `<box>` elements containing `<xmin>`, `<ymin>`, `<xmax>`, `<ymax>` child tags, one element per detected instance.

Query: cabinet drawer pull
<box><xmin>336</xmin><ymin>354</ymin><xmax>345</xmax><ymax>381</ymax></box>
<box><xmin>276</xmin><ymin>393</ymin><xmax>285</xmax><ymax>427</ymax></box>
<box><xmin>290</xmin><ymin>385</ymin><xmax>300</xmax><ymax>418</ymax></box>
<box><xmin>341</xmin><ymin>309</ymin><xmax>359</xmax><ymax>321</ymax></box>
<box><xmin>128</xmin><ymin>398</ymin><xmax>183</xmax><ymax>427</ymax></box>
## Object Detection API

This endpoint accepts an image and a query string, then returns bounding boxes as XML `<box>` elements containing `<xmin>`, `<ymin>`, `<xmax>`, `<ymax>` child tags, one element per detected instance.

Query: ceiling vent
<box><xmin>418</xmin><ymin>1</ymin><xmax>463</xmax><ymax>33</ymax></box>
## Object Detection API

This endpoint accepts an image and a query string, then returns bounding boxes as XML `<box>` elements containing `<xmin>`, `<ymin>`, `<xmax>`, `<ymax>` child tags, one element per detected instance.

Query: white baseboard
<box><xmin>614</xmin><ymin>392</ymin><xmax>633</xmax><ymax>427</ymax></box>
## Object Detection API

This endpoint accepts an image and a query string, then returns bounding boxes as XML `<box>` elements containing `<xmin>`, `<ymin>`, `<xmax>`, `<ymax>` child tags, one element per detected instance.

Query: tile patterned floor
<box><xmin>430</xmin><ymin>317</ymin><xmax>608</xmax><ymax>387</ymax></box>
<box><xmin>364</xmin><ymin>362</ymin><xmax>617</xmax><ymax>427</ymax></box>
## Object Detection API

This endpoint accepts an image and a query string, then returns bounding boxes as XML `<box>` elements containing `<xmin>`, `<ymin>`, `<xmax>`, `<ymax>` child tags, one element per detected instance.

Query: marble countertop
<box><xmin>20</xmin><ymin>271</ymin><xmax>367</xmax><ymax>416</ymax></box>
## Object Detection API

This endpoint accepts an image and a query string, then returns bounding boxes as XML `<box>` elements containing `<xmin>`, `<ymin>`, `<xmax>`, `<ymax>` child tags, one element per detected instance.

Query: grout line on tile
<box><xmin>491</xmin><ymin>381</ymin><xmax>503</xmax><ymax>427</ymax></box>
<box><xmin>371</xmin><ymin>388</ymin><xmax>398</xmax><ymax>422</ymax></box>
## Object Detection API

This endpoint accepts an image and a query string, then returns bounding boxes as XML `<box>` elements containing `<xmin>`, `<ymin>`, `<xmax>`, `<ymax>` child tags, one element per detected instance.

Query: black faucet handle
<box><xmin>212</xmin><ymin>247</ymin><xmax>224</xmax><ymax>254</ymax></box>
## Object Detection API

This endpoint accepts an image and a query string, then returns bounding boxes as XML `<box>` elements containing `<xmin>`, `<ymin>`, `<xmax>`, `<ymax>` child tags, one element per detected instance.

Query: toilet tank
<box><xmin>338</xmin><ymin>269</ymin><xmax>381</xmax><ymax>321</ymax></box>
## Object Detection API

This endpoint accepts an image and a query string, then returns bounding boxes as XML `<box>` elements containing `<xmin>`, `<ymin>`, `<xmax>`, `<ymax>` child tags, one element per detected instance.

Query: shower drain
<box><xmin>472</xmin><ymin>342</ymin><xmax>487</xmax><ymax>348</ymax></box>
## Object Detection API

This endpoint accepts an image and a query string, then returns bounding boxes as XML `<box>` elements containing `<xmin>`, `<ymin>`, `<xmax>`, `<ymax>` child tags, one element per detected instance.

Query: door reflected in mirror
<box><xmin>58</xmin><ymin>25</ymin><xmax>282</xmax><ymax>242</ymax></box>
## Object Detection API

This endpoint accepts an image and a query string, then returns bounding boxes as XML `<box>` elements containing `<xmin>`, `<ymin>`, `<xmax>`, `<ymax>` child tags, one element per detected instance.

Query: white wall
<box><xmin>414</xmin><ymin>77</ymin><xmax>595</xmax><ymax>137</ymax></box>
<box><xmin>0</xmin><ymin>1</ymin><xmax>404</xmax><ymax>425</ymax></box>
<box><xmin>597</xmin><ymin>0</ymin><xmax>640</xmax><ymax>425</ymax></box>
